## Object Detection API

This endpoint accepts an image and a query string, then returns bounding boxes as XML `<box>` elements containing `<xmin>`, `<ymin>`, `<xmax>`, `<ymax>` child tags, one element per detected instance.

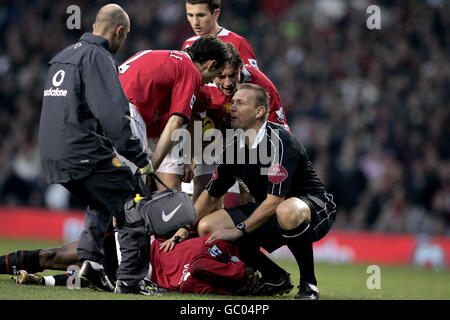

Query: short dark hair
<box><xmin>185</xmin><ymin>0</ymin><xmax>220</xmax><ymax>13</ymax></box>
<box><xmin>224</xmin><ymin>43</ymin><xmax>243</xmax><ymax>72</ymax></box>
<box><xmin>237</xmin><ymin>83</ymin><xmax>270</xmax><ymax>117</ymax></box>
<box><xmin>187</xmin><ymin>35</ymin><xmax>229</xmax><ymax>71</ymax></box>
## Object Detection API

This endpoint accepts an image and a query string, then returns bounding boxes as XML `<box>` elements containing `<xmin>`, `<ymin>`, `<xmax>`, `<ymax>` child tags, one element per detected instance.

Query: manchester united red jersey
<box><xmin>194</xmin><ymin>65</ymin><xmax>289</xmax><ymax>128</ymax></box>
<box><xmin>150</xmin><ymin>236</ymin><xmax>246</xmax><ymax>294</ymax></box>
<box><xmin>182</xmin><ymin>27</ymin><xmax>258</xmax><ymax>69</ymax></box>
<box><xmin>119</xmin><ymin>50</ymin><xmax>201</xmax><ymax>138</ymax></box>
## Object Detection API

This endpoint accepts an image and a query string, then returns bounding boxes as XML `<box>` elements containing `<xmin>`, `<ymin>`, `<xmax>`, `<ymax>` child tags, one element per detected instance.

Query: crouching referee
<box><xmin>166</xmin><ymin>83</ymin><xmax>337</xmax><ymax>299</ymax></box>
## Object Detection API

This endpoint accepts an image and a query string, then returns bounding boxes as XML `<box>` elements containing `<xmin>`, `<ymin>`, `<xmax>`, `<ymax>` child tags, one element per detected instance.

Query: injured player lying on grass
<box><xmin>2</xmin><ymin>235</ymin><xmax>261</xmax><ymax>296</ymax></box>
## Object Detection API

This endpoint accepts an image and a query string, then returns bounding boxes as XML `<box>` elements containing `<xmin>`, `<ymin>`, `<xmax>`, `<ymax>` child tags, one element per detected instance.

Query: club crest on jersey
<box><xmin>268</xmin><ymin>163</ymin><xmax>288</xmax><ymax>184</ymax></box>
<box><xmin>208</xmin><ymin>244</ymin><xmax>222</xmax><ymax>257</ymax></box>
<box><xmin>223</xmin><ymin>102</ymin><xmax>232</xmax><ymax>114</ymax></box>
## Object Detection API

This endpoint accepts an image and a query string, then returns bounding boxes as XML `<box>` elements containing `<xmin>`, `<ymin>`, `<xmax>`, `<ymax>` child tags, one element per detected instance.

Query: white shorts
<box><xmin>147</xmin><ymin>138</ymin><xmax>185</xmax><ymax>176</ymax></box>
<box><xmin>193</xmin><ymin>163</ymin><xmax>216</xmax><ymax>177</ymax></box>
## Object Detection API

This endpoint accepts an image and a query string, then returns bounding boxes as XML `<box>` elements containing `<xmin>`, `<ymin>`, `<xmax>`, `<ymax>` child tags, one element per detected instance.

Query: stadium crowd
<box><xmin>0</xmin><ymin>0</ymin><xmax>448</xmax><ymax>235</ymax></box>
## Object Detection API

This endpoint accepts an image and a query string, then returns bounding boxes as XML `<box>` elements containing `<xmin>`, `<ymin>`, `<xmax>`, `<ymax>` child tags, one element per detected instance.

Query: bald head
<box><xmin>93</xmin><ymin>4</ymin><xmax>130</xmax><ymax>54</ymax></box>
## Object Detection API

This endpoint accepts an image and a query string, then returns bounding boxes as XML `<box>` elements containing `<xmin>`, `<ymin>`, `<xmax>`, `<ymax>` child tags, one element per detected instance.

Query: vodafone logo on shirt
<box><xmin>268</xmin><ymin>163</ymin><xmax>288</xmax><ymax>184</ymax></box>
<box><xmin>44</xmin><ymin>70</ymin><xmax>67</xmax><ymax>97</ymax></box>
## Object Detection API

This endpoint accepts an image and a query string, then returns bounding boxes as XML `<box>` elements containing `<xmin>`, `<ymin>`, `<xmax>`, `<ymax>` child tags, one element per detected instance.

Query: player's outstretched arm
<box><xmin>151</xmin><ymin>114</ymin><xmax>186</xmax><ymax>170</ymax></box>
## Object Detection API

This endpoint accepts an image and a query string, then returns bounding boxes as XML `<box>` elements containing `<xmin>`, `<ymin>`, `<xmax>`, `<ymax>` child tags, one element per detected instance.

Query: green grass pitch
<box><xmin>0</xmin><ymin>237</ymin><xmax>449</xmax><ymax>300</ymax></box>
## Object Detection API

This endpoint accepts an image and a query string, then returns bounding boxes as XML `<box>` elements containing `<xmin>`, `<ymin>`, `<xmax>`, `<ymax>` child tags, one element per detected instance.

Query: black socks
<box><xmin>281</xmin><ymin>221</ymin><xmax>317</xmax><ymax>285</ymax></box>
<box><xmin>0</xmin><ymin>249</ymin><xmax>43</xmax><ymax>274</ymax></box>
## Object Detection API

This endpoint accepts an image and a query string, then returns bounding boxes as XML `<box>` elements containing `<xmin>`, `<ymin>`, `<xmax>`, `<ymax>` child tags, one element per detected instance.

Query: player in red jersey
<box><xmin>189</xmin><ymin>43</ymin><xmax>289</xmax><ymax>204</ymax></box>
<box><xmin>7</xmin><ymin>235</ymin><xmax>258</xmax><ymax>296</ymax></box>
<box><xmin>183</xmin><ymin>0</ymin><xmax>258</xmax><ymax>69</ymax></box>
<box><xmin>151</xmin><ymin>235</ymin><xmax>257</xmax><ymax>295</ymax></box>
<box><xmin>118</xmin><ymin>35</ymin><xmax>229</xmax><ymax>189</ymax></box>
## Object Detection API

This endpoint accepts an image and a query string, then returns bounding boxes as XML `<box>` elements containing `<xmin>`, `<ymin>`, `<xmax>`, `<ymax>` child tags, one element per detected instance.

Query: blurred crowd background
<box><xmin>0</xmin><ymin>0</ymin><xmax>448</xmax><ymax>235</ymax></box>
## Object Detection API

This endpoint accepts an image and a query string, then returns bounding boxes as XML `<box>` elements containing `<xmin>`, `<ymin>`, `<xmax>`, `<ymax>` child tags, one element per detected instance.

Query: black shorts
<box><xmin>225</xmin><ymin>193</ymin><xmax>336</xmax><ymax>252</ymax></box>
<box><xmin>298</xmin><ymin>193</ymin><xmax>336</xmax><ymax>242</ymax></box>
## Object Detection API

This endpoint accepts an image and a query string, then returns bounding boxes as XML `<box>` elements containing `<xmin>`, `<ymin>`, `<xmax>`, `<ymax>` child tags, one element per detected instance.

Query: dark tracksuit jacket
<box><xmin>39</xmin><ymin>32</ymin><xmax>148</xmax><ymax>184</ymax></box>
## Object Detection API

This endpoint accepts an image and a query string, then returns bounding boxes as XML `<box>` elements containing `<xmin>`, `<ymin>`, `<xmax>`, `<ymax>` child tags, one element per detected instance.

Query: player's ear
<box><xmin>213</xmin><ymin>8</ymin><xmax>220</xmax><ymax>20</ymax></box>
<box><xmin>256</xmin><ymin>105</ymin><xmax>266</xmax><ymax>119</ymax></box>
<box><xmin>115</xmin><ymin>25</ymin><xmax>124</xmax><ymax>38</ymax></box>
<box><xmin>206</xmin><ymin>60</ymin><xmax>217</xmax><ymax>71</ymax></box>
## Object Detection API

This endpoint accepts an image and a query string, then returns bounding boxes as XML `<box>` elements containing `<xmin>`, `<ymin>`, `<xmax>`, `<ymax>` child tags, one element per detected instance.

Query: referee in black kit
<box><xmin>190</xmin><ymin>83</ymin><xmax>336</xmax><ymax>299</ymax></box>
<box><xmin>39</xmin><ymin>4</ymin><xmax>155</xmax><ymax>295</ymax></box>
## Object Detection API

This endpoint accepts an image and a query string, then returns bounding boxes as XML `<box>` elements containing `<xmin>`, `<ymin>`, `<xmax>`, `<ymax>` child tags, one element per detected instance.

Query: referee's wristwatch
<box><xmin>236</xmin><ymin>222</ymin><xmax>247</xmax><ymax>237</ymax></box>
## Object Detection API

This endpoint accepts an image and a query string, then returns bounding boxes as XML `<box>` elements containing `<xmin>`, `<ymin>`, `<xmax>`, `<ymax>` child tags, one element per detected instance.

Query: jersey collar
<box><xmin>239</xmin><ymin>121</ymin><xmax>267</xmax><ymax>149</ymax></box>
<box><xmin>216</xmin><ymin>27</ymin><xmax>231</xmax><ymax>37</ymax></box>
<box><xmin>80</xmin><ymin>32</ymin><xmax>110</xmax><ymax>51</ymax></box>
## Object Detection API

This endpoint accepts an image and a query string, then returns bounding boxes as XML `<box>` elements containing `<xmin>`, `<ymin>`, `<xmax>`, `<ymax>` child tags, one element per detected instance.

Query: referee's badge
<box><xmin>268</xmin><ymin>163</ymin><xmax>288</xmax><ymax>184</ymax></box>
<box><xmin>211</xmin><ymin>166</ymin><xmax>218</xmax><ymax>181</ymax></box>
<box><xmin>112</xmin><ymin>157</ymin><xmax>122</xmax><ymax>167</ymax></box>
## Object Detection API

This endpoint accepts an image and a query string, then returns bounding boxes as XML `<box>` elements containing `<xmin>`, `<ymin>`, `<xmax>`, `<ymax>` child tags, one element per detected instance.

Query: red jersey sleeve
<box><xmin>245</xmin><ymin>66</ymin><xmax>289</xmax><ymax>128</ymax></box>
<box><xmin>267</xmin><ymin>85</ymin><xmax>289</xmax><ymax>128</ymax></box>
<box><xmin>181</xmin><ymin>36</ymin><xmax>198</xmax><ymax>50</ymax></box>
<box><xmin>236</xmin><ymin>38</ymin><xmax>258</xmax><ymax>69</ymax></box>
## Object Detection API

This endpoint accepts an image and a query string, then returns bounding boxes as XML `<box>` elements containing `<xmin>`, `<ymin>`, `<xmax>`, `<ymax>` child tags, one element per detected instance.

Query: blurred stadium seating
<box><xmin>0</xmin><ymin>0</ymin><xmax>448</xmax><ymax>238</ymax></box>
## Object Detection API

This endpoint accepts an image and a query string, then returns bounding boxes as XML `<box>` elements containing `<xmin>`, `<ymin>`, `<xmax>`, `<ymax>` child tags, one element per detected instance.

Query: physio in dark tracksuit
<box><xmin>39</xmin><ymin>4</ymin><xmax>155</xmax><ymax>295</ymax></box>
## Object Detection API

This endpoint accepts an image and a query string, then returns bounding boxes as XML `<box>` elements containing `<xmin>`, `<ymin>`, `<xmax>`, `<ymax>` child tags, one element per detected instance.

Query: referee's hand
<box><xmin>206</xmin><ymin>228</ymin><xmax>242</xmax><ymax>244</ymax></box>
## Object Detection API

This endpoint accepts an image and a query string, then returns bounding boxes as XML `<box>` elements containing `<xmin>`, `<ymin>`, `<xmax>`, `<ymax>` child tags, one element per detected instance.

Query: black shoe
<box><xmin>115</xmin><ymin>280</ymin><xmax>162</xmax><ymax>296</ymax></box>
<box><xmin>79</xmin><ymin>260</ymin><xmax>114</xmax><ymax>292</ymax></box>
<box><xmin>295</xmin><ymin>282</ymin><xmax>320</xmax><ymax>300</ymax></box>
<box><xmin>251</xmin><ymin>272</ymin><xmax>294</xmax><ymax>296</ymax></box>
<box><xmin>144</xmin><ymin>278</ymin><xmax>169</xmax><ymax>294</ymax></box>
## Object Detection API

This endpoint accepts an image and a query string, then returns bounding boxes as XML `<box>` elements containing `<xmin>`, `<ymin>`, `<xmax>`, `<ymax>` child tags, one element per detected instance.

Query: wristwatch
<box><xmin>236</xmin><ymin>222</ymin><xmax>247</xmax><ymax>237</ymax></box>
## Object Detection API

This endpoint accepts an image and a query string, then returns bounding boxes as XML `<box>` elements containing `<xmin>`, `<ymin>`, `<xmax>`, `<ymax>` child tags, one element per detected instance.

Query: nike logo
<box><xmin>162</xmin><ymin>203</ymin><xmax>183</xmax><ymax>222</ymax></box>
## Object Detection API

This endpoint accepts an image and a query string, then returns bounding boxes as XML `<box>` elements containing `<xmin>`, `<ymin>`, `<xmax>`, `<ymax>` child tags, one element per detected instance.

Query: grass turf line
<box><xmin>1</xmin><ymin>238</ymin><xmax>449</xmax><ymax>300</ymax></box>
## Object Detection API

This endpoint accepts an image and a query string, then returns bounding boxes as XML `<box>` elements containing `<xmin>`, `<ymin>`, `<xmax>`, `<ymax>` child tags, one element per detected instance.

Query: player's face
<box><xmin>215</xmin><ymin>64</ymin><xmax>241</xmax><ymax>96</ymax></box>
<box><xmin>186</xmin><ymin>3</ymin><xmax>219</xmax><ymax>36</ymax></box>
<box><xmin>230</xmin><ymin>89</ymin><xmax>258</xmax><ymax>130</ymax></box>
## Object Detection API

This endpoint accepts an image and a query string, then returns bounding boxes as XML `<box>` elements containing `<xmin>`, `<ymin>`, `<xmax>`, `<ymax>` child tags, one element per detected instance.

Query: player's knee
<box><xmin>39</xmin><ymin>248</ymin><xmax>57</xmax><ymax>268</ymax></box>
<box><xmin>276</xmin><ymin>200</ymin><xmax>308</xmax><ymax>230</ymax></box>
<box><xmin>197</xmin><ymin>218</ymin><xmax>212</xmax><ymax>236</ymax></box>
